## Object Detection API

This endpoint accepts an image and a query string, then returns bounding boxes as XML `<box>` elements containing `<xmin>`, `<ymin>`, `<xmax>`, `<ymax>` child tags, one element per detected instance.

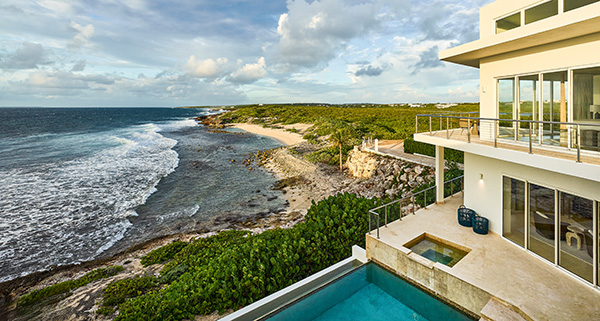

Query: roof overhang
<box><xmin>440</xmin><ymin>13</ymin><xmax>600</xmax><ymax>68</ymax></box>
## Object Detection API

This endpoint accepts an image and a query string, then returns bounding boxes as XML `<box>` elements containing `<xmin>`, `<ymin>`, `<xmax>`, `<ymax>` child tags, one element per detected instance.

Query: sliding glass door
<box><xmin>498</xmin><ymin>78</ymin><xmax>515</xmax><ymax>139</ymax></box>
<box><xmin>503</xmin><ymin>175</ymin><xmax>599</xmax><ymax>285</ymax></box>
<box><xmin>519</xmin><ymin>75</ymin><xmax>540</xmax><ymax>142</ymax></box>
<box><xmin>541</xmin><ymin>71</ymin><xmax>568</xmax><ymax>146</ymax></box>
<box><xmin>503</xmin><ymin>177</ymin><xmax>526</xmax><ymax>247</ymax></box>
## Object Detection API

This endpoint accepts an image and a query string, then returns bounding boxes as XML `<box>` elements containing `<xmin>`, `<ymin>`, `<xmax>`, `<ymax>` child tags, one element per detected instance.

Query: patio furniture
<box><xmin>472</xmin><ymin>215</ymin><xmax>489</xmax><ymax>235</ymax></box>
<box><xmin>566</xmin><ymin>225</ymin><xmax>585</xmax><ymax>250</ymax></box>
<box><xmin>532</xmin><ymin>211</ymin><xmax>570</xmax><ymax>240</ymax></box>
<box><xmin>458</xmin><ymin>205</ymin><xmax>476</xmax><ymax>227</ymax></box>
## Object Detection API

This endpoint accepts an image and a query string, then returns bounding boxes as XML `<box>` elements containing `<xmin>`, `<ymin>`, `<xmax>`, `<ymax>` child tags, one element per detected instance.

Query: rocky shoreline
<box><xmin>0</xmin><ymin>123</ymin><xmax>435</xmax><ymax>321</ymax></box>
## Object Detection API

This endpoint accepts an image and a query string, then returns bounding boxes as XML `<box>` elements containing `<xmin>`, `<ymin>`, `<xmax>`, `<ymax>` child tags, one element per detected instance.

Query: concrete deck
<box><xmin>366</xmin><ymin>195</ymin><xmax>600</xmax><ymax>321</ymax></box>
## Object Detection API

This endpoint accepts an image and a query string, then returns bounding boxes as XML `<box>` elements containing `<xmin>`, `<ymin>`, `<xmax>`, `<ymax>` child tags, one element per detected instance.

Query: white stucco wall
<box><xmin>463</xmin><ymin>152</ymin><xmax>600</xmax><ymax>235</ymax></box>
<box><xmin>479</xmin><ymin>33</ymin><xmax>600</xmax><ymax>141</ymax></box>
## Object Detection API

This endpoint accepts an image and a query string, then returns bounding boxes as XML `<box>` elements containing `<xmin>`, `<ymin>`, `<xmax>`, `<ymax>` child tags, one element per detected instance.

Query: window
<box><xmin>503</xmin><ymin>177</ymin><xmax>526</xmax><ymax>247</ymax></box>
<box><xmin>559</xmin><ymin>192</ymin><xmax>593</xmax><ymax>283</ymax></box>
<box><xmin>519</xmin><ymin>75</ymin><xmax>540</xmax><ymax>142</ymax></box>
<box><xmin>498</xmin><ymin>78</ymin><xmax>515</xmax><ymax>139</ymax></box>
<box><xmin>496</xmin><ymin>12</ymin><xmax>521</xmax><ymax>34</ymax></box>
<box><xmin>502</xmin><ymin>176</ymin><xmax>599</xmax><ymax>285</ymax></box>
<box><xmin>564</xmin><ymin>0</ymin><xmax>600</xmax><ymax>12</ymax></box>
<box><xmin>541</xmin><ymin>71</ymin><xmax>568</xmax><ymax>145</ymax></box>
<box><xmin>573</xmin><ymin>67</ymin><xmax>600</xmax><ymax>151</ymax></box>
<box><xmin>529</xmin><ymin>184</ymin><xmax>556</xmax><ymax>263</ymax></box>
<box><xmin>525</xmin><ymin>0</ymin><xmax>558</xmax><ymax>25</ymax></box>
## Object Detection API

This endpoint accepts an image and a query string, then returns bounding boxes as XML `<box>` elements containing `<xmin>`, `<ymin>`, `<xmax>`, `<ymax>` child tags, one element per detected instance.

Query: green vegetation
<box><xmin>99</xmin><ymin>193</ymin><xmax>383</xmax><ymax>320</ymax></box>
<box><xmin>220</xmin><ymin>103</ymin><xmax>479</xmax><ymax>140</ymax></box>
<box><xmin>141</xmin><ymin>241</ymin><xmax>188</xmax><ymax>267</ymax></box>
<box><xmin>403</xmin><ymin>136</ymin><xmax>464</xmax><ymax>163</ymax></box>
<box><xmin>18</xmin><ymin>265</ymin><xmax>124</xmax><ymax>308</ymax></box>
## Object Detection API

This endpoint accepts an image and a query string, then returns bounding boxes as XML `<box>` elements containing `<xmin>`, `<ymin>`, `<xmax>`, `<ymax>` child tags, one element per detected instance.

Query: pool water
<box><xmin>406</xmin><ymin>235</ymin><xmax>469</xmax><ymax>267</ymax></box>
<box><xmin>267</xmin><ymin>263</ymin><xmax>473</xmax><ymax>321</ymax></box>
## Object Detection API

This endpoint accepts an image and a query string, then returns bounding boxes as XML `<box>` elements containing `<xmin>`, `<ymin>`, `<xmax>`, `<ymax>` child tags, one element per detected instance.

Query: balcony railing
<box><xmin>415</xmin><ymin>113</ymin><xmax>600</xmax><ymax>163</ymax></box>
<box><xmin>368</xmin><ymin>175</ymin><xmax>464</xmax><ymax>239</ymax></box>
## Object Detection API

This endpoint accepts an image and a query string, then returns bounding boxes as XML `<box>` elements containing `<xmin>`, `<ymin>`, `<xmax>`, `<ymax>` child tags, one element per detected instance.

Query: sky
<box><xmin>0</xmin><ymin>0</ymin><xmax>495</xmax><ymax>107</ymax></box>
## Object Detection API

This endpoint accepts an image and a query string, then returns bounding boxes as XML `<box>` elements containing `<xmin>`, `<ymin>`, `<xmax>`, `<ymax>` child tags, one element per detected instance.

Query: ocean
<box><xmin>0</xmin><ymin>107</ymin><xmax>285</xmax><ymax>282</ymax></box>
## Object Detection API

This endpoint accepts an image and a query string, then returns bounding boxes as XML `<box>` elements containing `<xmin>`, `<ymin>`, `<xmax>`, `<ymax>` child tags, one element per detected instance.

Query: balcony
<box><xmin>366</xmin><ymin>195</ymin><xmax>600</xmax><ymax>320</ymax></box>
<box><xmin>413</xmin><ymin>113</ymin><xmax>600</xmax><ymax>183</ymax></box>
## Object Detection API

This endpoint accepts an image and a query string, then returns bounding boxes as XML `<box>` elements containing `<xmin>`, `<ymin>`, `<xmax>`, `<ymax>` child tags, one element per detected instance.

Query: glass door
<box><xmin>503</xmin><ymin>177</ymin><xmax>526</xmax><ymax>247</ymax></box>
<box><xmin>519</xmin><ymin>75</ymin><xmax>540</xmax><ymax>142</ymax></box>
<box><xmin>528</xmin><ymin>183</ymin><xmax>556</xmax><ymax>262</ymax></box>
<box><xmin>498</xmin><ymin>78</ymin><xmax>515</xmax><ymax>140</ymax></box>
<box><xmin>541</xmin><ymin>71</ymin><xmax>567</xmax><ymax>146</ymax></box>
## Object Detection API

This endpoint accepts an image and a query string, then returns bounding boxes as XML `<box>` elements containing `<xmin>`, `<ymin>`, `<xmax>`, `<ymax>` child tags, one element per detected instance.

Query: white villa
<box><xmin>396</xmin><ymin>0</ymin><xmax>600</xmax><ymax>318</ymax></box>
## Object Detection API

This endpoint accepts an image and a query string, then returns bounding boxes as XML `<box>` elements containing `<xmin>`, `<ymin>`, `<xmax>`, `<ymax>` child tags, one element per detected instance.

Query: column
<box><xmin>435</xmin><ymin>145</ymin><xmax>445</xmax><ymax>204</ymax></box>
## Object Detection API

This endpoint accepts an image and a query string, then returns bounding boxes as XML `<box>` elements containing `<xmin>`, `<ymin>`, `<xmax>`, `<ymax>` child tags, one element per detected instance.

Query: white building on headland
<box><xmin>416</xmin><ymin>0</ymin><xmax>600</xmax><ymax>286</ymax></box>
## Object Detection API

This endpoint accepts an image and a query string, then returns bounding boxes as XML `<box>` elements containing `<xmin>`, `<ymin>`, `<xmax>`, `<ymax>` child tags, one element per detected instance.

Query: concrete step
<box><xmin>479</xmin><ymin>297</ymin><xmax>531</xmax><ymax>321</ymax></box>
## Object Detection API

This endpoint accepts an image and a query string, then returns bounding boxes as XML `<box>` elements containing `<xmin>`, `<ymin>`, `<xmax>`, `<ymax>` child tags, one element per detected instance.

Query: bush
<box><xmin>18</xmin><ymin>266</ymin><xmax>124</xmax><ymax>308</ymax></box>
<box><xmin>104</xmin><ymin>194</ymin><xmax>383</xmax><ymax>320</ymax></box>
<box><xmin>403</xmin><ymin>136</ymin><xmax>464</xmax><ymax>163</ymax></box>
<box><xmin>141</xmin><ymin>241</ymin><xmax>188</xmax><ymax>267</ymax></box>
<box><xmin>98</xmin><ymin>276</ymin><xmax>159</xmax><ymax>315</ymax></box>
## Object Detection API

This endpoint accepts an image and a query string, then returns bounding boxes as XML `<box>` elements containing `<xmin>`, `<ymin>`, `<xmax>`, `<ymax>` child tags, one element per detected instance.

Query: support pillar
<box><xmin>435</xmin><ymin>145</ymin><xmax>445</xmax><ymax>204</ymax></box>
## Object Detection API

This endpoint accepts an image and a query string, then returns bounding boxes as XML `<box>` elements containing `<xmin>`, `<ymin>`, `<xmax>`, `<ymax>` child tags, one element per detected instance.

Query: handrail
<box><xmin>368</xmin><ymin>175</ymin><xmax>464</xmax><ymax>239</ymax></box>
<box><xmin>415</xmin><ymin>113</ymin><xmax>600</xmax><ymax>163</ymax></box>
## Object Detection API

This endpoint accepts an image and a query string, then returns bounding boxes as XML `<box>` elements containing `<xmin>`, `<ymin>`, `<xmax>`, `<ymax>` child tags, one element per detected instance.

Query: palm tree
<box><xmin>329</xmin><ymin>128</ymin><xmax>349</xmax><ymax>171</ymax></box>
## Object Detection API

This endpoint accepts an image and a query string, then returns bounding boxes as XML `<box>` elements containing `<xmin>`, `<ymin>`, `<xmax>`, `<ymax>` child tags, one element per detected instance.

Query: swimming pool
<box><xmin>266</xmin><ymin>263</ymin><xmax>474</xmax><ymax>321</ymax></box>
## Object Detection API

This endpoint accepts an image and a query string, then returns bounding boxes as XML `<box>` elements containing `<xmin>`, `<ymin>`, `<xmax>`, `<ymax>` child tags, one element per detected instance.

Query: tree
<box><xmin>329</xmin><ymin>128</ymin><xmax>349</xmax><ymax>171</ymax></box>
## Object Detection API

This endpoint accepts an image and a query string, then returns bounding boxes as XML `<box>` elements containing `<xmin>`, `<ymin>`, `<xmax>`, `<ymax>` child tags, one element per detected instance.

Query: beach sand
<box><xmin>231</xmin><ymin>123</ymin><xmax>305</xmax><ymax>146</ymax></box>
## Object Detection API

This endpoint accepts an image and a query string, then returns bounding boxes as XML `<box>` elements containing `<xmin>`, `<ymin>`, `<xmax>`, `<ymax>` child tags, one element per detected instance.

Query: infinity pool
<box><xmin>267</xmin><ymin>263</ymin><xmax>473</xmax><ymax>321</ymax></box>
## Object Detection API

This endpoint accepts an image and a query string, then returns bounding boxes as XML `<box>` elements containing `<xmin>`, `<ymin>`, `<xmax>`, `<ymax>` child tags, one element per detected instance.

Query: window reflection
<box><xmin>559</xmin><ymin>192</ymin><xmax>593</xmax><ymax>282</ymax></box>
<box><xmin>503</xmin><ymin>177</ymin><xmax>526</xmax><ymax>247</ymax></box>
<box><xmin>528</xmin><ymin>184</ymin><xmax>556</xmax><ymax>262</ymax></box>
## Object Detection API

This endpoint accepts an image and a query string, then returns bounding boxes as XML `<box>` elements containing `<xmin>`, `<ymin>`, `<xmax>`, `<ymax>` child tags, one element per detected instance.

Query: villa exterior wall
<box><xmin>478</xmin><ymin>33</ymin><xmax>600</xmax><ymax>141</ymax></box>
<box><xmin>463</xmin><ymin>152</ymin><xmax>600</xmax><ymax>235</ymax></box>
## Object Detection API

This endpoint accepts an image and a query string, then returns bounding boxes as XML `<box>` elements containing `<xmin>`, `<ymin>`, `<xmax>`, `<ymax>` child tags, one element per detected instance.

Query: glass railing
<box><xmin>416</xmin><ymin>113</ymin><xmax>600</xmax><ymax>163</ymax></box>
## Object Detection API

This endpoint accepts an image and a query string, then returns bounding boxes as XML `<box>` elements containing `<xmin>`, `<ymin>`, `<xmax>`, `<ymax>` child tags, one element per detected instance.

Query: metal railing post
<box><xmin>467</xmin><ymin>118</ymin><xmax>471</xmax><ymax>143</ymax></box>
<box><xmin>368</xmin><ymin>212</ymin><xmax>371</xmax><ymax>235</ymax></box>
<box><xmin>415</xmin><ymin>115</ymin><xmax>418</xmax><ymax>133</ymax></box>
<box><xmin>439</xmin><ymin>117</ymin><xmax>442</xmax><ymax>133</ymax></box>
<box><xmin>494</xmin><ymin>120</ymin><xmax>498</xmax><ymax>148</ymax></box>
<box><xmin>424</xmin><ymin>189</ymin><xmax>427</xmax><ymax>208</ymax></box>
<box><xmin>429</xmin><ymin>116</ymin><xmax>432</xmax><ymax>135</ymax></box>
<box><xmin>529</xmin><ymin>122</ymin><xmax>533</xmax><ymax>154</ymax></box>
<box><xmin>376</xmin><ymin>215</ymin><xmax>380</xmax><ymax>239</ymax></box>
<box><xmin>577</xmin><ymin>124</ymin><xmax>581</xmax><ymax>163</ymax></box>
<box><xmin>446</xmin><ymin>117</ymin><xmax>450</xmax><ymax>139</ymax></box>
<box><xmin>412</xmin><ymin>196</ymin><xmax>415</xmax><ymax>215</ymax></box>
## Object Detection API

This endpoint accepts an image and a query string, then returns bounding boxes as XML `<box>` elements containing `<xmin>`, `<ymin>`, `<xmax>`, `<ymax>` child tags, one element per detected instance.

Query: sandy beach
<box><xmin>231</xmin><ymin>123</ymin><xmax>307</xmax><ymax>146</ymax></box>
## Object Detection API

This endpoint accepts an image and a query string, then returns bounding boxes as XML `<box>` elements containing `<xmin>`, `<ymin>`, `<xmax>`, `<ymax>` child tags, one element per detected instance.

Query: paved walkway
<box><xmin>364</xmin><ymin>140</ymin><xmax>463</xmax><ymax>169</ymax></box>
<box><xmin>371</xmin><ymin>196</ymin><xmax>600</xmax><ymax>321</ymax></box>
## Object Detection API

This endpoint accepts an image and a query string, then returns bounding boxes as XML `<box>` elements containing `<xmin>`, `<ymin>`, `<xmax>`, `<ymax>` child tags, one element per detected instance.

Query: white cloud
<box><xmin>228</xmin><ymin>57</ymin><xmax>267</xmax><ymax>84</ymax></box>
<box><xmin>185</xmin><ymin>56</ymin><xmax>229</xmax><ymax>78</ymax></box>
<box><xmin>69</xmin><ymin>21</ymin><xmax>95</xmax><ymax>50</ymax></box>
<box><xmin>0</xmin><ymin>42</ymin><xmax>52</xmax><ymax>70</ymax></box>
<box><xmin>276</xmin><ymin>0</ymin><xmax>380</xmax><ymax>69</ymax></box>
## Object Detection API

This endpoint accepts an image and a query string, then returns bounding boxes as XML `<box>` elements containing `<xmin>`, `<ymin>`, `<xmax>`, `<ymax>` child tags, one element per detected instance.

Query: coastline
<box><xmin>230</xmin><ymin>123</ymin><xmax>305</xmax><ymax>146</ymax></box>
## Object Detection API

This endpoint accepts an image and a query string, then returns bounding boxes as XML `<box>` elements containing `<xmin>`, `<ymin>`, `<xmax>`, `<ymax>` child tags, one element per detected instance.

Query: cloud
<box><xmin>69</xmin><ymin>21</ymin><xmax>95</xmax><ymax>50</ymax></box>
<box><xmin>412</xmin><ymin>46</ymin><xmax>444</xmax><ymax>74</ymax></box>
<box><xmin>0</xmin><ymin>42</ymin><xmax>52</xmax><ymax>70</ymax></box>
<box><xmin>228</xmin><ymin>57</ymin><xmax>267</xmax><ymax>84</ymax></box>
<box><xmin>185</xmin><ymin>56</ymin><xmax>229</xmax><ymax>78</ymax></box>
<box><xmin>71</xmin><ymin>60</ymin><xmax>86</xmax><ymax>72</ymax></box>
<box><xmin>355</xmin><ymin>64</ymin><xmax>385</xmax><ymax>77</ymax></box>
<box><xmin>277</xmin><ymin>0</ymin><xmax>380</xmax><ymax>68</ymax></box>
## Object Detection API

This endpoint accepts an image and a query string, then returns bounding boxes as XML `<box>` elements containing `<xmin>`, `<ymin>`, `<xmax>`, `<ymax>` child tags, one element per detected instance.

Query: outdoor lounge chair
<box><xmin>532</xmin><ymin>211</ymin><xmax>569</xmax><ymax>240</ymax></box>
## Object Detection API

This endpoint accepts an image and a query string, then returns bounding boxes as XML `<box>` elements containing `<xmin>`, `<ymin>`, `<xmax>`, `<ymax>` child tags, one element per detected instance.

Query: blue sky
<box><xmin>0</xmin><ymin>0</ymin><xmax>494</xmax><ymax>107</ymax></box>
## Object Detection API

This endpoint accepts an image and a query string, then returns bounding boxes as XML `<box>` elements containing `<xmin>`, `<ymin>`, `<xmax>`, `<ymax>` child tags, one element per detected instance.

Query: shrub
<box><xmin>141</xmin><ymin>241</ymin><xmax>188</xmax><ymax>267</ymax></box>
<box><xmin>98</xmin><ymin>276</ymin><xmax>159</xmax><ymax>315</ymax></box>
<box><xmin>18</xmin><ymin>266</ymin><xmax>124</xmax><ymax>308</ymax></box>
<box><xmin>104</xmin><ymin>194</ymin><xmax>383</xmax><ymax>320</ymax></box>
<box><xmin>403</xmin><ymin>136</ymin><xmax>464</xmax><ymax>163</ymax></box>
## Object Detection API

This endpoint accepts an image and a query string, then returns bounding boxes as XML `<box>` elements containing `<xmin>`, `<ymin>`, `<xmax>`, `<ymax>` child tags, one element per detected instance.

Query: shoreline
<box><xmin>230</xmin><ymin>123</ymin><xmax>306</xmax><ymax>146</ymax></box>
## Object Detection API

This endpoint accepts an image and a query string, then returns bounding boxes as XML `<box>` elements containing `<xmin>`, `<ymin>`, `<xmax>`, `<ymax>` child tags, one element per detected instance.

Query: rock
<box><xmin>415</xmin><ymin>166</ymin><xmax>424</xmax><ymax>175</ymax></box>
<box><xmin>416</xmin><ymin>177</ymin><xmax>425</xmax><ymax>184</ymax></box>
